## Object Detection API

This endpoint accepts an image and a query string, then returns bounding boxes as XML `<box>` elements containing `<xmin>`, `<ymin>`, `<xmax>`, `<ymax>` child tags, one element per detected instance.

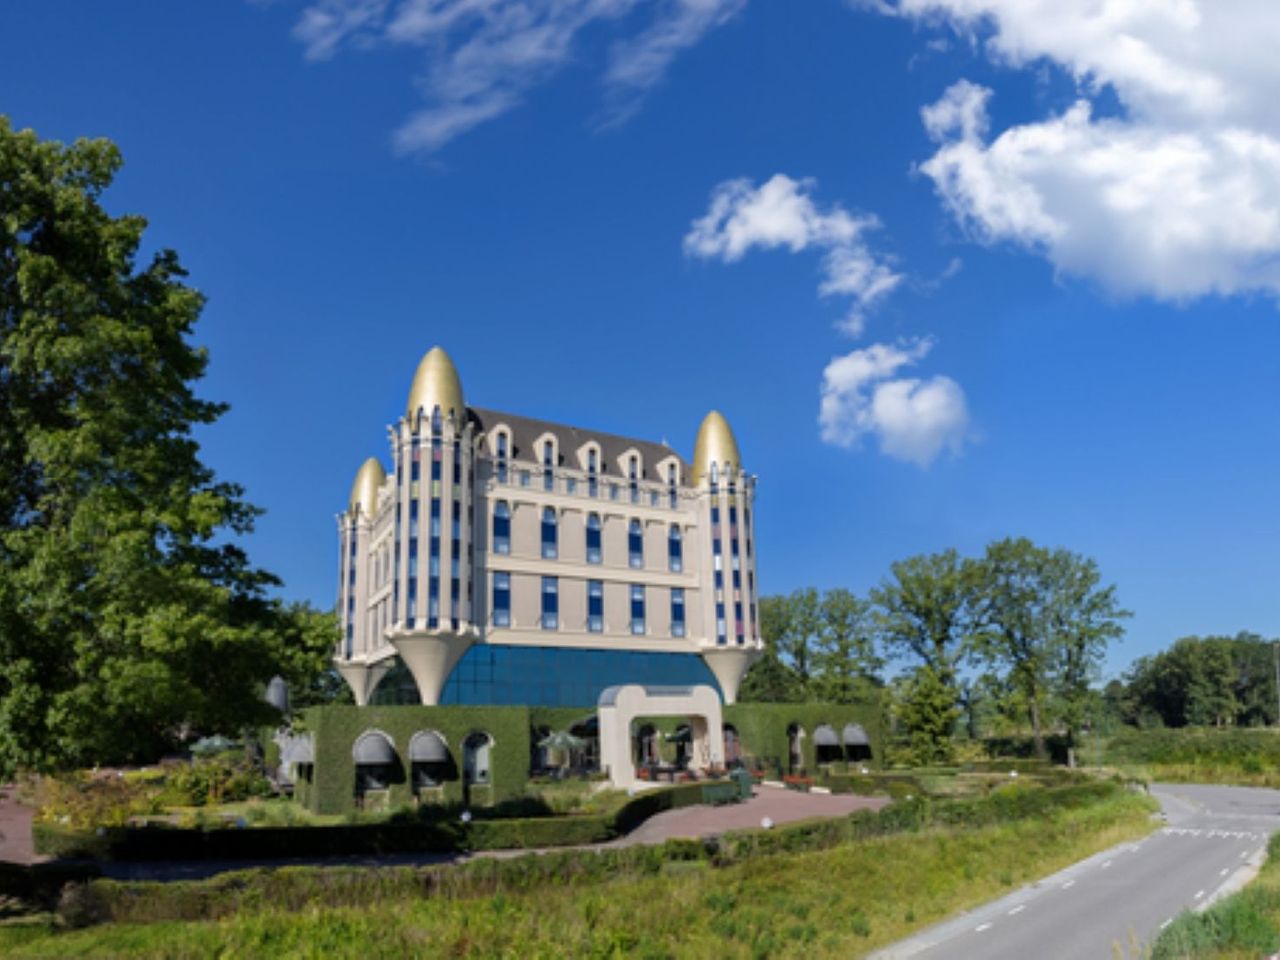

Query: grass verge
<box><xmin>1151</xmin><ymin>832</ymin><xmax>1280</xmax><ymax>959</ymax></box>
<box><xmin>0</xmin><ymin>785</ymin><xmax>1156</xmax><ymax>958</ymax></box>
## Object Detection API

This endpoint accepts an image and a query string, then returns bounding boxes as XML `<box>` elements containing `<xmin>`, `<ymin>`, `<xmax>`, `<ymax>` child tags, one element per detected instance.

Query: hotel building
<box><xmin>335</xmin><ymin>346</ymin><xmax>764</xmax><ymax>710</ymax></box>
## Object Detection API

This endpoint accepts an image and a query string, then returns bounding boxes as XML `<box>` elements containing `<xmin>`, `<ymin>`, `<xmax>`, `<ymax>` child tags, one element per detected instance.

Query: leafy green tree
<box><xmin>871</xmin><ymin>549</ymin><xmax>979</xmax><ymax>756</ymax></box>
<box><xmin>896</xmin><ymin>666</ymin><xmax>961</xmax><ymax>765</ymax></box>
<box><xmin>971</xmin><ymin>538</ymin><xmax>1128</xmax><ymax>756</ymax></box>
<box><xmin>269</xmin><ymin>602</ymin><xmax>350</xmax><ymax>710</ymax></box>
<box><xmin>0</xmin><ymin>118</ymin><xmax>304</xmax><ymax>773</ymax></box>
<box><xmin>811</xmin><ymin>588</ymin><xmax>882</xmax><ymax>703</ymax></box>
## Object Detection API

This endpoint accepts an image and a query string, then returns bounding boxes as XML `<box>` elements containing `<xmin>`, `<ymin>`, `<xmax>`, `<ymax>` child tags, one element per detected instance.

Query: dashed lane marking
<box><xmin>1194</xmin><ymin>890</ymin><xmax>1205</xmax><ymax>900</ymax></box>
<box><xmin>975</xmin><ymin>923</ymin><xmax>993</xmax><ymax>933</ymax></box>
<box><xmin>1063</xmin><ymin>880</ymin><xmax>1076</xmax><ymax>890</ymax></box>
<box><xmin>1009</xmin><ymin>905</ymin><xmax>1025</xmax><ymax>916</ymax></box>
<box><xmin>1160</xmin><ymin>918</ymin><xmax>1173</xmax><ymax>930</ymax></box>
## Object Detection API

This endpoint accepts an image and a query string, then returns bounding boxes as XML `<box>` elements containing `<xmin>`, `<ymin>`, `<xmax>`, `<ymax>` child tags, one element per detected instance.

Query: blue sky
<box><xmin>4</xmin><ymin>1</ymin><xmax>1278</xmax><ymax>677</ymax></box>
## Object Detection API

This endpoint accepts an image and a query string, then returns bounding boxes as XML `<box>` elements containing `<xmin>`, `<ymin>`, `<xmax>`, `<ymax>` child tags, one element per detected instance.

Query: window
<box><xmin>463</xmin><ymin>732</ymin><xmax>492</xmax><ymax>785</ymax></box>
<box><xmin>609</xmin><ymin>482</ymin><xmax>619</xmax><ymax>501</ymax></box>
<box><xmin>541</xmin><ymin>507</ymin><xmax>557</xmax><ymax>559</ymax></box>
<box><xmin>588</xmin><ymin>580</ymin><xmax>603</xmax><ymax>633</ymax></box>
<box><xmin>541</xmin><ymin>576</ymin><xmax>558</xmax><ymax>630</ymax></box>
<box><xmin>492</xmin><ymin>572</ymin><xmax>510</xmax><ymax>627</ymax></box>
<box><xmin>671</xmin><ymin>587</ymin><xmax>685</xmax><ymax>638</ymax></box>
<box><xmin>629</xmin><ymin>455</ymin><xmax>639</xmax><ymax>504</ymax></box>
<box><xmin>667</xmin><ymin>463</ymin><xmax>678</xmax><ymax>508</ymax></box>
<box><xmin>668</xmin><ymin>524</ymin><xmax>682</xmax><ymax>572</ymax></box>
<box><xmin>628</xmin><ymin>519</ymin><xmax>643</xmax><ymax>569</ymax></box>
<box><xmin>586</xmin><ymin>513</ymin><xmax>602</xmax><ymax>564</ymax></box>
<box><xmin>496</xmin><ymin>433</ymin><xmax>509</xmax><ymax>484</ymax></box>
<box><xmin>492</xmin><ymin>501</ymin><xmax>510</xmax><ymax>555</ymax></box>
<box><xmin>587</xmin><ymin>448</ymin><xmax>598</xmax><ymax>498</ymax></box>
<box><xmin>630</xmin><ymin>584</ymin><xmax>646</xmax><ymax>635</ymax></box>
<box><xmin>565</xmin><ymin>476</ymin><xmax>577</xmax><ymax>495</ymax></box>
<box><xmin>543</xmin><ymin>441</ymin><xmax>555</xmax><ymax>492</ymax></box>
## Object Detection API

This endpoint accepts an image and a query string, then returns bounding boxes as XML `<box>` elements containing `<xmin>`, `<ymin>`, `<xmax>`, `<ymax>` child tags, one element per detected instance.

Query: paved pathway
<box><xmin>0</xmin><ymin>783</ymin><xmax>42</xmax><ymax>865</ymax></box>
<box><xmin>872</xmin><ymin>783</ymin><xmax>1280</xmax><ymax>960</ymax></box>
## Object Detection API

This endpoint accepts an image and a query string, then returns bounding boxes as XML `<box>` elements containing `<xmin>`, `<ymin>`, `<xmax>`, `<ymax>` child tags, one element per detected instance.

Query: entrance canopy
<box><xmin>597</xmin><ymin>684</ymin><xmax>724</xmax><ymax>789</ymax></box>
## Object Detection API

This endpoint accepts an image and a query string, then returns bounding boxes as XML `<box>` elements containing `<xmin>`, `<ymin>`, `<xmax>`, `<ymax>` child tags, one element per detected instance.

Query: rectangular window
<box><xmin>565</xmin><ymin>477</ymin><xmax>577</xmax><ymax>495</ymax></box>
<box><xmin>588</xmin><ymin>580</ymin><xmax>604</xmax><ymax>633</ymax></box>
<box><xmin>541</xmin><ymin>577</ymin><xmax>559</xmax><ymax>630</ymax></box>
<box><xmin>493</xmin><ymin>572</ymin><xmax>510</xmax><ymax>627</ymax></box>
<box><xmin>628</xmin><ymin>522</ymin><xmax>644</xmax><ymax>569</ymax></box>
<box><xmin>671</xmin><ymin>587</ymin><xmax>685</xmax><ymax>638</ymax></box>
<box><xmin>519</xmin><ymin>469</ymin><xmax>531</xmax><ymax>487</ymax></box>
<box><xmin>630</xmin><ymin>584</ymin><xmax>645</xmax><ymax>635</ymax></box>
<box><xmin>649</xmin><ymin>490</ymin><xmax>659</xmax><ymax>507</ymax></box>
<box><xmin>609</xmin><ymin>482</ymin><xmax>619</xmax><ymax>501</ymax></box>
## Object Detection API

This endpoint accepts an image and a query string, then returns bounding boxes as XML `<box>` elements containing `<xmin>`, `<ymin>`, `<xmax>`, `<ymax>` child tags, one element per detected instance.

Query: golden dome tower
<box><xmin>347</xmin><ymin>457</ymin><xmax>385</xmax><ymax>518</ymax></box>
<box><xmin>405</xmin><ymin>346</ymin><xmax>465</xmax><ymax>428</ymax></box>
<box><xmin>691</xmin><ymin>410</ymin><xmax>742</xmax><ymax>487</ymax></box>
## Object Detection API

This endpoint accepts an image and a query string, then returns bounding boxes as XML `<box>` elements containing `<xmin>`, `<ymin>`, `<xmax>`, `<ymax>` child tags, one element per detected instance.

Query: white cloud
<box><xmin>685</xmin><ymin>173</ymin><xmax>903</xmax><ymax>334</ymax></box>
<box><xmin>864</xmin><ymin>0</ymin><xmax>1280</xmax><ymax>302</ymax></box>
<box><xmin>290</xmin><ymin>0</ymin><xmax>744</xmax><ymax>154</ymax></box>
<box><xmin>819</xmin><ymin>338</ymin><xmax>970</xmax><ymax>466</ymax></box>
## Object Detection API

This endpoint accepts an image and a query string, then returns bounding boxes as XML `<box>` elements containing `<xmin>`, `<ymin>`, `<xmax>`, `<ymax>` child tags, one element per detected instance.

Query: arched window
<box><xmin>541</xmin><ymin>506</ymin><xmax>558</xmax><ymax>559</ymax></box>
<box><xmin>409</xmin><ymin>730</ymin><xmax>452</xmax><ymax>794</ymax></box>
<box><xmin>587</xmin><ymin>448</ymin><xmax>598</xmax><ymax>498</ymax></box>
<box><xmin>543</xmin><ymin>440</ymin><xmax>555</xmax><ymax>492</ymax></box>
<box><xmin>353</xmin><ymin>730</ymin><xmax>400</xmax><ymax>804</ymax></box>
<box><xmin>586</xmin><ymin>513</ymin><xmax>602</xmax><ymax>564</ymax></box>
<box><xmin>628</xmin><ymin>455</ymin><xmax>639</xmax><ymax>504</ymax></box>
<box><xmin>628</xmin><ymin>519</ymin><xmax>643</xmax><ymax>569</ymax></box>
<box><xmin>492</xmin><ymin>501</ymin><xmax>510</xmax><ymax>555</ymax></box>
<box><xmin>667</xmin><ymin>463</ymin><xmax>678</xmax><ymax>508</ymax></box>
<box><xmin>668</xmin><ymin>524</ymin><xmax>682</xmax><ymax>572</ymax></box>
<box><xmin>464</xmin><ymin>731</ymin><xmax>493</xmax><ymax>785</ymax></box>
<box><xmin>814</xmin><ymin>724</ymin><xmax>842</xmax><ymax>765</ymax></box>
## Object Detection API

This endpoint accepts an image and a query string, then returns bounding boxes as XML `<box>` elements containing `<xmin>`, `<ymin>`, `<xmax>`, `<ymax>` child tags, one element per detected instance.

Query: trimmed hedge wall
<box><xmin>33</xmin><ymin>783</ymin><xmax>715</xmax><ymax>862</ymax></box>
<box><xmin>300</xmin><ymin>704</ymin><xmax>533</xmax><ymax>815</ymax></box>
<box><xmin>57</xmin><ymin>780</ymin><xmax>1134</xmax><ymax>927</ymax></box>
<box><xmin>724</xmin><ymin>700</ymin><xmax>885</xmax><ymax>774</ymax></box>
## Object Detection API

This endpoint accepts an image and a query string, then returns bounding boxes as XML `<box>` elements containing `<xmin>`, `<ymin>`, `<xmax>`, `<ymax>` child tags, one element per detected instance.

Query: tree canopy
<box><xmin>0</xmin><ymin>118</ymin><xmax>334</xmax><ymax>774</ymax></box>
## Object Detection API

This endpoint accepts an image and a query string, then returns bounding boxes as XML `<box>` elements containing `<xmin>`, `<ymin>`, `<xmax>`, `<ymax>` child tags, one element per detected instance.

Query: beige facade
<box><xmin>336</xmin><ymin>346</ymin><xmax>764</xmax><ymax>706</ymax></box>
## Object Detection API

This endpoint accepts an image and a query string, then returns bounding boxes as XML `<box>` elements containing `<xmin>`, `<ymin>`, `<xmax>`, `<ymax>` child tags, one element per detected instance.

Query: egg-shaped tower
<box><xmin>385</xmin><ymin>346</ymin><xmax>478</xmax><ymax>705</ymax></box>
<box><xmin>691</xmin><ymin>410</ymin><xmax>763</xmax><ymax>704</ymax></box>
<box><xmin>335</xmin><ymin>457</ymin><xmax>395</xmax><ymax>705</ymax></box>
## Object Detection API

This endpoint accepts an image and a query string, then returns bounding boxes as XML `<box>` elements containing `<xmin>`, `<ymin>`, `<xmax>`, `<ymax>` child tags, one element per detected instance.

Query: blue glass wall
<box><xmin>434</xmin><ymin>645</ymin><xmax>722</xmax><ymax>707</ymax></box>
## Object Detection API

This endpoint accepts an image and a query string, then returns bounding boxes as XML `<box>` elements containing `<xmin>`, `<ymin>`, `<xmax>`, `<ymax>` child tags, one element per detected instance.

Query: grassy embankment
<box><xmin>1151</xmin><ymin>831</ymin><xmax>1280</xmax><ymax>959</ymax></box>
<box><xmin>0</xmin><ymin>784</ymin><xmax>1155</xmax><ymax>959</ymax></box>
<box><xmin>1090</xmin><ymin>728</ymin><xmax>1280</xmax><ymax>788</ymax></box>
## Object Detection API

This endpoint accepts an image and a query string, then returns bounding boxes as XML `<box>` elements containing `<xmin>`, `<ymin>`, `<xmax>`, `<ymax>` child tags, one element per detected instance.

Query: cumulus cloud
<box><xmin>289</xmin><ymin>0</ymin><xmax>744</xmax><ymax>154</ymax></box>
<box><xmin>684</xmin><ymin>174</ymin><xmax>903</xmax><ymax>334</ymax></box>
<box><xmin>863</xmin><ymin>0</ymin><xmax>1280</xmax><ymax>302</ymax></box>
<box><xmin>819</xmin><ymin>338</ymin><xmax>970</xmax><ymax>466</ymax></box>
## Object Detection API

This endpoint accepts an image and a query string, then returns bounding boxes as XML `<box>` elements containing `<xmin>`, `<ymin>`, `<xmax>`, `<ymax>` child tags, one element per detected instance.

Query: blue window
<box><xmin>492</xmin><ymin>572</ymin><xmax>510</xmax><ymax>627</ymax></box>
<box><xmin>628</xmin><ymin>519</ymin><xmax>643</xmax><ymax>569</ymax></box>
<box><xmin>543</xmin><ymin>441</ymin><xmax>555</xmax><ymax>492</ymax></box>
<box><xmin>493</xmin><ymin>501</ymin><xmax>510</xmax><ymax>555</ymax></box>
<box><xmin>452</xmin><ymin>439</ymin><xmax>461</xmax><ymax>485</ymax></box>
<box><xmin>588</xmin><ymin>580</ymin><xmax>604</xmax><ymax>633</ymax></box>
<box><xmin>586</xmin><ymin>513</ymin><xmax>602</xmax><ymax>564</ymax></box>
<box><xmin>630</xmin><ymin>584</ymin><xmax>646</xmax><ymax>635</ymax></box>
<box><xmin>671</xmin><ymin>588</ymin><xmax>685</xmax><ymax>638</ymax></box>
<box><xmin>587</xmin><ymin>449</ymin><xmax>598</xmax><ymax>498</ymax></box>
<box><xmin>542</xmin><ymin>577</ymin><xmax>558</xmax><ymax>630</ymax></box>
<box><xmin>668</xmin><ymin>463</ymin><xmax>678</xmax><ymax>508</ymax></box>
<box><xmin>496</xmin><ymin>432</ymin><xmax>509</xmax><ymax>484</ymax></box>
<box><xmin>541</xmin><ymin>506</ymin><xmax>558</xmax><ymax>559</ymax></box>
<box><xmin>519</xmin><ymin>469</ymin><xmax>530</xmax><ymax>487</ymax></box>
<box><xmin>566</xmin><ymin>476</ymin><xmax>577</xmax><ymax>495</ymax></box>
<box><xmin>609</xmin><ymin>482</ymin><xmax>619</xmax><ymax>501</ymax></box>
<box><xmin>668</xmin><ymin>524</ymin><xmax>682</xmax><ymax>573</ymax></box>
<box><xmin>709</xmin><ymin>462</ymin><xmax>719</xmax><ymax>493</ymax></box>
<box><xmin>410</xmin><ymin>438</ymin><xmax>421</xmax><ymax>483</ymax></box>
<box><xmin>629</xmin><ymin>455</ymin><xmax>639</xmax><ymax>504</ymax></box>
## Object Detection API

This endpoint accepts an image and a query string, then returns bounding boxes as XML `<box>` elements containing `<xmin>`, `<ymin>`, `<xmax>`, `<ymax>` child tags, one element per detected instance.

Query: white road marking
<box><xmin>1102</xmin><ymin>860</ymin><xmax>1112</xmax><ymax>869</ymax></box>
<box><xmin>1220</xmin><ymin>868</ymin><xmax>1230</xmax><ymax>877</ymax></box>
<box><xmin>1160</xmin><ymin>918</ymin><xmax>1173</xmax><ymax>930</ymax></box>
<box><xmin>975</xmin><ymin>923</ymin><xmax>992</xmax><ymax>933</ymax></box>
<box><xmin>1009</xmin><ymin>905</ymin><xmax>1026</xmax><ymax>916</ymax></box>
<box><xmin>1242</xmin><ymin>851</ymin><xmax>1250</xmax><ymax>859</ymax></box>
<box><xmin>1063</xmin><ymin>880</ymin><xmax>1076</xmax><ymax>889</ymax></box>
<box><xmin>1194</xmin><ymin>890</ymin><xmax>1205</xmax><ymax>900</ymax></box>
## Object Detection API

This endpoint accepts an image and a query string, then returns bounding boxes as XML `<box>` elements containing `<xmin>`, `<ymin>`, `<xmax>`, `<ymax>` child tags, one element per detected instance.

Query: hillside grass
<box><xmin>1090</xmin><ymin>728</ymin><xmax>1280</xmax><ymax>789</ymax></box>
<box><xmin>0</xmin><ymin>788</ymin><xmax>1156</xmax><ymax>958</ymax></box>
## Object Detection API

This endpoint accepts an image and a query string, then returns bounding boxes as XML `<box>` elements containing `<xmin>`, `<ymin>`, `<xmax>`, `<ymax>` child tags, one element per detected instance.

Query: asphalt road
<box><xmin>871</xmin><ymin>783</ymin><xmax>1280</xmax><ymax>960</ymax></box>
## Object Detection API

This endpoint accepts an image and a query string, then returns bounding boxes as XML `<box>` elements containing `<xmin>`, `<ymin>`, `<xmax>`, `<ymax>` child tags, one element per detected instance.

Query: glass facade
<box><xmin>437</xmin><ymin>645</ymin><xmax>722</xmax><ymax>706</ymax></box>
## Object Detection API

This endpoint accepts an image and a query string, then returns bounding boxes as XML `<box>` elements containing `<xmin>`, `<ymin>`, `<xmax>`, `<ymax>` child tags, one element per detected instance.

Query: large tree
<box><xmin>0</xmin><ymin>118</ymin><xmax>318</xmax><ymax>773</ymax></box>
<box><xmin>971</xmin><ymin>538</ymin><xmax>1128</xmax><ymax>756</ymax></box>
<box><xmin>870</xmin><ymin>549</ymin><xmax>980</xmax><ymax>756</ymax></box>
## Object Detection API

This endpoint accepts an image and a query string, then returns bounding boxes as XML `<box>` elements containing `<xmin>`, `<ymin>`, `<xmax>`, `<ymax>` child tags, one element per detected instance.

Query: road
<box><xmin>872</xmin><ymin>783</ymin><xmax>1280</xmax><ymax>960</ymax></box>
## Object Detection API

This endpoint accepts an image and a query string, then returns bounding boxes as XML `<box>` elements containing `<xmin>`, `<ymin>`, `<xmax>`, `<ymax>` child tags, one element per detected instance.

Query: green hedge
<box><xmin>32</xmin><ymin>782</ymin><xmax>718</xmax><ymax>861</ymax></box>
<box><xmin>724</xmin><ymin>701</ymin><xmax>884</xmax><ymax>774</ymax></box>
<box><xmin>58</xmin><ymin>780</ymin><xmax>1132</xmax><ymax>927</ymax></box>
<box><xmin>1101</xmin><ymin>728</ymin><xmax>1280</xmax><ymax>768</ymax></box>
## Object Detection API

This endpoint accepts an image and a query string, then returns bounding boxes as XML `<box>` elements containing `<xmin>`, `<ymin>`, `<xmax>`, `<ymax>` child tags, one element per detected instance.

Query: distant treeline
<box><xmin>1104</xmin><ymin>632</ymin><xmax>1280</xmax><ymax>729</ymax></box>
